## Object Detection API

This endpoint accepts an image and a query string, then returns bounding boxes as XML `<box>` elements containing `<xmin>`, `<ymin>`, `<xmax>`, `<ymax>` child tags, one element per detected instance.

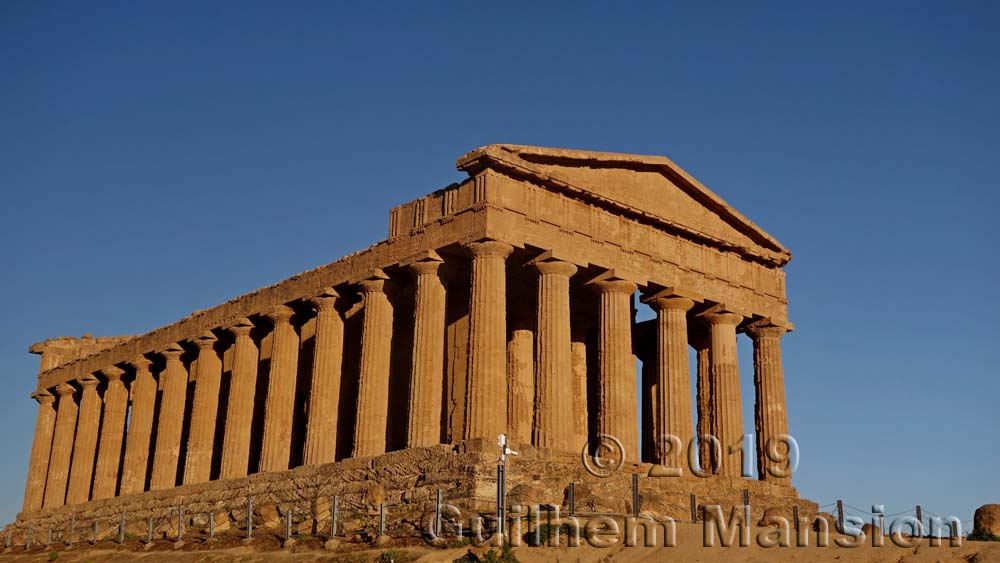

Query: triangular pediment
<box><xmin>457</xmin><ymin>144</ymin><xmax>791</xmax><ymax>266</ymax></box>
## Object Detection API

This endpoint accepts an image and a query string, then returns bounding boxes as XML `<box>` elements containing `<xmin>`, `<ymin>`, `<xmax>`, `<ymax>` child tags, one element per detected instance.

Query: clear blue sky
<box><xmin>1</xmin><ymin>2</ymin><xmax>997</xmax><ymax>527</ymax></box>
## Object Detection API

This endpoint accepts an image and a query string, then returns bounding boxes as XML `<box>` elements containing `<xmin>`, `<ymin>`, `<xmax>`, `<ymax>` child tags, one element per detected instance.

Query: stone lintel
<box><xmin>35</xmin><ymin>208</ymin><xmax>492</xmax><ymax>391</ymax></box>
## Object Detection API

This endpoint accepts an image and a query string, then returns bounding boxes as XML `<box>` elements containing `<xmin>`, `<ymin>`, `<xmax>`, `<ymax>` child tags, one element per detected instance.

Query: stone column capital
<box><xmin>78</xmin><ymin>374</ymin><xmax>100</xmax><ymax>388</ymax></box>
<box><xmin>589</xmin><ymin>278</ymin><xmax>638</xmax><ymax>295</ymax></box>
<box><xmin>265</xmin><ymin>304</ymin><xmax>294</xmax><ymax>324</ymax></box>
<box><xmin>533</xmin><ymin>260</ymin><xmax>578</xmax><ymax>278</ymax></box>
<box><xmin>130</xmin><ymin>355</ymin><xmax>152</xmax><ymax>372</ymax></box>
<box><xmin>226</xmin><ymin>318</ymin><xmax>255</xmax><ymax>337</ymax></box>
<box><xmin>358</xmin><ymin>277</ymin><xmax>388</xmax><ymax>295</ymax></box>
<box><xmin>647</xmin><ymin>297</ymin><xmax>695</xmax><ymax>312</ymax></box>
<box><xmin>54</xmin><ymin>382</ymin><xmax>76</xmax><ymax>396</ymax></box>
<box><xmin>465</xmin><ymin>239</ymin><xmax>513</xmax><ymax>259</ymax></box>
<box><xmin>407</xmin><ymin>259</ymin><xmax>443</xmax><ymax>276</ymax></box>
<box><xmin>309</xmin><ymin>288</ymin><xmax>342</xmax><ymax>312</ymax></box>
<box><xmin>745</xmin><ymin>320</ymin><xmax>789</xmax><ymax>340</ymax></box>
<box><xmin>700</xmin><ymin>309</ymin><xmax>743</xmax><ymax>327</ymax></box>
<box><xmin>193</xmin><ymin>332</ymin><xmax>218</xmax><ymax>350</ymax></box>
<box><xmin>31</xmin><ymin>389</ymin><xmax>55</xmax><ymax>404</ymax></box>
<box><xmin>102</xmin><ymin>366</ymin><xmax>126</xmax><ymax>381</ymax></box>
<box><xmin>159</xmin><ymin>343</ymin><xmax>185</xmax><ymax>361</ymax></box>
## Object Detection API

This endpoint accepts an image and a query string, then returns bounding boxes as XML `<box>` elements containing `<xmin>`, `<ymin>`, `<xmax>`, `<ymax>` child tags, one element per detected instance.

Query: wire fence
<box><xmin>0</xmin><ymin>479</ymin><xmax>975</xmax><ymax>553</ymax></box>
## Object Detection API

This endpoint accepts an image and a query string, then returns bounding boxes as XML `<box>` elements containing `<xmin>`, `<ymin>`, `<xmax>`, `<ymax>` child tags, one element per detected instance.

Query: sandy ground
<box><xmin>1</xmin><ymin>523</ymin><xmax>997</xmax><ymax>562</ymax></box>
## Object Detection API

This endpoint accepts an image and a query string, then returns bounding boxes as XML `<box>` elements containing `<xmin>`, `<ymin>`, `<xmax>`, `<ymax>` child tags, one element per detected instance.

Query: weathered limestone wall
<box><xmin>12</xmin><ymin>443</ymin><xmax>815</xmax><ymax>533</ymax></box>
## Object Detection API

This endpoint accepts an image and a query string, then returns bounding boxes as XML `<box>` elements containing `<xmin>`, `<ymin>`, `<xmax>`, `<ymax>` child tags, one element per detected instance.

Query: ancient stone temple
<box><xmin>16</xmin><ymin>145</ymin><xmax>808</xmax><ymax>530</ymax></box>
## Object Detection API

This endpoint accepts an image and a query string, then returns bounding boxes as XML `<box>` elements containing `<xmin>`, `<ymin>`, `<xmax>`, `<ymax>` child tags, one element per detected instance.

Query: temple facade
<box><xmin>19</xmin><ymin>144</ymin><xmax>797</xmax><ymax>518</ymax></box>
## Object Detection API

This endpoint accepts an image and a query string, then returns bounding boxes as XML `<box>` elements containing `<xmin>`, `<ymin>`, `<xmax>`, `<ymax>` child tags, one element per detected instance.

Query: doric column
<box><xmin>92</xmin><ymin>366</ymin><xmax>128</xmax><ymax>500</ymax></box>
<box><xmin>219</xmin><ymin>318</ymin><xmax>259</xmax><ymax>479</ymax></box>
<box><xmin>407</xmin><ymin>259</ymin><xmax>446</xmax><ymax>448</ymax></box>
<box><xmin>66</xmin><ymin>375</ymin><xmax>102</xmax><ymax>504</ymax></box>
<box><xmin>183</xmin><ymin>332</ymin><xmax>222</xmax><ymax>485</ymax></box>
<box><xmin>704</xmin><ymin>310</ymin><xmax>744</xmax><ymax>477</ymax></box>
<box><xmin>119</xmin><ymin>355</ymin><xmax>155</xmax><ymax>494</ymax></box>
<box><xmin>507</xmin><ymin>306</ymin><xmax>534</xmax><ymax>447</ymax></box>
<box><xmin>591</xmin><ymin>277</ymin><xmax>639</xmax><ymax>462</ymax></box>
<box><xmin>532</xmin><ymin>259</ymin><xmax>577</xmax><ymax>450</ymax></box>
<box><xmin>22</xmin><ymin>390</ymin><xmax>56</xmax><ymax>513</ymax></box>
<box><xmin>259</xmin><ymin>305</ymin><xmax>300</xmax><ymax>472</ymax></box>
<box><xmin>303</xmin><ymin>290</ymin><xmax>345</xmax><ymax>465</ymax></box>
<box><xmin>42</xmin><ymin>382</ymin><xmax>77</xmax><ymax>509</ymax></box>
<box><xmin>463</xmin><ymin>240</ymin><xmax>513</xmax><ymax>442</ymax></box>
<box><xmin>747</xmin><ymin>322</ymin><xmax>790</xmax><ymax>483</ymax></box>
<box><xmin>150</xmin><ymin>344</ymin><xmax>188</xmax><ymax>490</ymax></box>
<box><xmin>691</xmin><ymin>332</ymin><xmax>713</xmax><ymax>473</ymax></box>
<box><xmin>353</xmin><ymin>275</ymin><xmax>394</xmax><ymax>457</ymax></box>
<box><xmin>647</xmin><ymin>296</ymin><xmax>695</xmax><ymax>469</ymax></box>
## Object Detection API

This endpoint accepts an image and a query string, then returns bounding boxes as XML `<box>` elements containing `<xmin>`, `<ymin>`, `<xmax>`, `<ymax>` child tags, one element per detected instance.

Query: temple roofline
<box><xmin>457</xmin><ymin>144</ymin><xmax>792</xmax><ymax>264</ymax></box>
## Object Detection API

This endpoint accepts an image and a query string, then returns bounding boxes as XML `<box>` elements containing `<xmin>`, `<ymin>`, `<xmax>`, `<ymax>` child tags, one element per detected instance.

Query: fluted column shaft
<box><xmin>593</xmin><ymin>279</ymin><xmax>639</xmax><ymax>461</ymax></box>
<box><xmin>464</xmin><ymin>241</ymin><xmax>513</xmax><ymax>441</ymax></box>
<box><xmin>650</xmin><ymin>297</ymin><xmax>695</xmax><ymax>468</ymax></box>
<box><xmin>183</xmin><ymin>333</ymin><xmax>222</xmax><ymax>485</ymax></box>
<box><xmin>42</xmin><ymin>383</ymin><xmax>77</xmax><ymax>509</ymax></box>
<box><xmin>119</xmin><ymin>356</ymin><xmax>155</xmax><ymax>494</ymax></box>
<box><xmin>748</xmin><ymin>324</ymin><xmax>790</xmax><ymax>483</ymax></box>
<box><xmin>150</xmin><ymin>345</ymin><xmax>188</xmax><ymax>490</ymax></box>
<box><xmin>66</xmin><ymin>376</ymin><xmax>102</xmax><ymax>504</ymax></box>
<box><xmin>92</xmin><ymin>367</ymin><xmax>128</xmax><ymax>500</ymax></box>
<box><xmin>407</xmin><ymin>261</ymin><xmax>446</xmax><ymax>448</ymax></box>
<box><xmin>22</xmin><ymin>390</ymin><xmax>56</xmax><ymax>512</ymax></box>
<box><xmin>303</xmin><ymin>291</ymin><xmax>345</xmax><ymax>465</ymax></box>
<box><xmin>570</xmin><ymin>327</ymin><xmax>589</xmax><ymax>452</ymax></box>
<box><xmin>259</xmin><ymin>305</ymin><xmax>300</xmax><ymax>472</ymax></box>
<box><xmin>507</xmin><ymin>317</ymin><xmax>534</xmax><ymax>446</ymax></box>
<box><xmin>706</xmin><ymin>312</ymin><xmax>744</xmax><ymax>477</ymax></box>
<box><xmin>533</xmin><ymin>260</ymin><xmax>577</xmax><ymax>450</ymax></box>
<box><xmin>219</xmin><ymin>319</ymin><xmax>258</xmax><ymax>478</ymax></box>
<box><xmin>693</xmin><ymin>336</ymin><xmax>712</xmax><ymax>472</ymax></box>
<box><xmin>353</xmin><ymin>278</ymin><xmax>394</xmax><ymax>457</ymax></box>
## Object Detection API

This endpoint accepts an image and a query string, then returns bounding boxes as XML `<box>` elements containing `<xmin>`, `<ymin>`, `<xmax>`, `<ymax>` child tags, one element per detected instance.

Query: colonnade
<box><xmin>21</xmin><ymin>240</ymin><xmax>790</xmax><ymax>514</ymax></box>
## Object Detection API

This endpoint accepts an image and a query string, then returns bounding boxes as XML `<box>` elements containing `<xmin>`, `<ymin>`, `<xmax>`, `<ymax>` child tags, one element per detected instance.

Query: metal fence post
<box><xmin>146</xmin><ymin>516</ymin><xmax>153</xmax><ymax>543</ymax></box>
<box><xmin>119</xmin><ymin>512</ymin><xmax>126</xmax><ymax>543</ymax></box>
<box><xmin>915</xmin><ymin>505</ymin><xmax>922</xmax><ymax>535</ymax></box>
<box><xmin>209</xmin><ymin>512</ymin><xmax>215</xmax><ymax>540</ymax></box>
<box><xmin>91</xmin><ymin>519</ymin><xmax>98</xmax><ymax>544</ymax></box>
<box><xmin>69</xmin><ymin>513</ymin><xmax>75</xmax><ymax>546</ymax></box>
<box><xmin>836</xmin><ymin>500</ymin><xmax>844</xmax><ymax>532</ymax></box>
<box><xmin>285</xmin><ymin>508</ymin><xmax>292</xmax><ymax>541</ymax></box>
<box><xmin>246</xmin><ymin>497</ymin><xmax>253</xmax><ymax>541</ymax></box>
<box><xmin>631</xmin><ymin>473</ymin><xmax>640</xmax><ymax>518</ymax></box>
<box><xmin>330</xmin><ymin>496</ymin><xmax>338</xmax><ymax>540</ymax></box>
<box><xmin>434</xmin><ymin>490</ymin><xmax>441</xmax><ymax>537</ymax></box>
<box><xmin>177</xmin><ymin>507</ymin><xmax>183</xmax><ymax>542</ymax></box>
<box><xmin>690</xmin><ymin>493</ymin><xmax>697</xmax><ymax>523</ymax></box>
<box><xmin>743</xmin><ymin>488</ymin><xmax>750</xmax><ymax>525</ymax></box>
<box><xmin>46</xmin><ymin>526</ymin><xmax>52</xmax><ymax>547</ymax></box>
<box><xmin>568</xmin><ymin>482</ymin><xmax>576</xmax><ymax>517</ymax></box>
<box><xmin>378</xmin><ymin>503</ymin><xmax>385</xmax><ymax>537</ymax></box>
<box><xmin>25</xmin><ymin>522</ymin><xmax>32</xmax><ymax>549</ymax></box>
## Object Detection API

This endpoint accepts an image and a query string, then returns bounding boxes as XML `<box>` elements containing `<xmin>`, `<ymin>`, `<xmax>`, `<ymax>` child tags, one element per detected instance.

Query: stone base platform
<box><xmin>4</xmin><ymin>441</ymin><xmax>817</xmax><ymax>544</ymax></box>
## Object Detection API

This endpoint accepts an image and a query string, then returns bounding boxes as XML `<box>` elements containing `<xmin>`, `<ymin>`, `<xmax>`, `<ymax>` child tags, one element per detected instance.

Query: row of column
<box><xmin>21</xmin><ymin>238</ymin><xmax>790</xmax><ymax>515</ymax></box>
